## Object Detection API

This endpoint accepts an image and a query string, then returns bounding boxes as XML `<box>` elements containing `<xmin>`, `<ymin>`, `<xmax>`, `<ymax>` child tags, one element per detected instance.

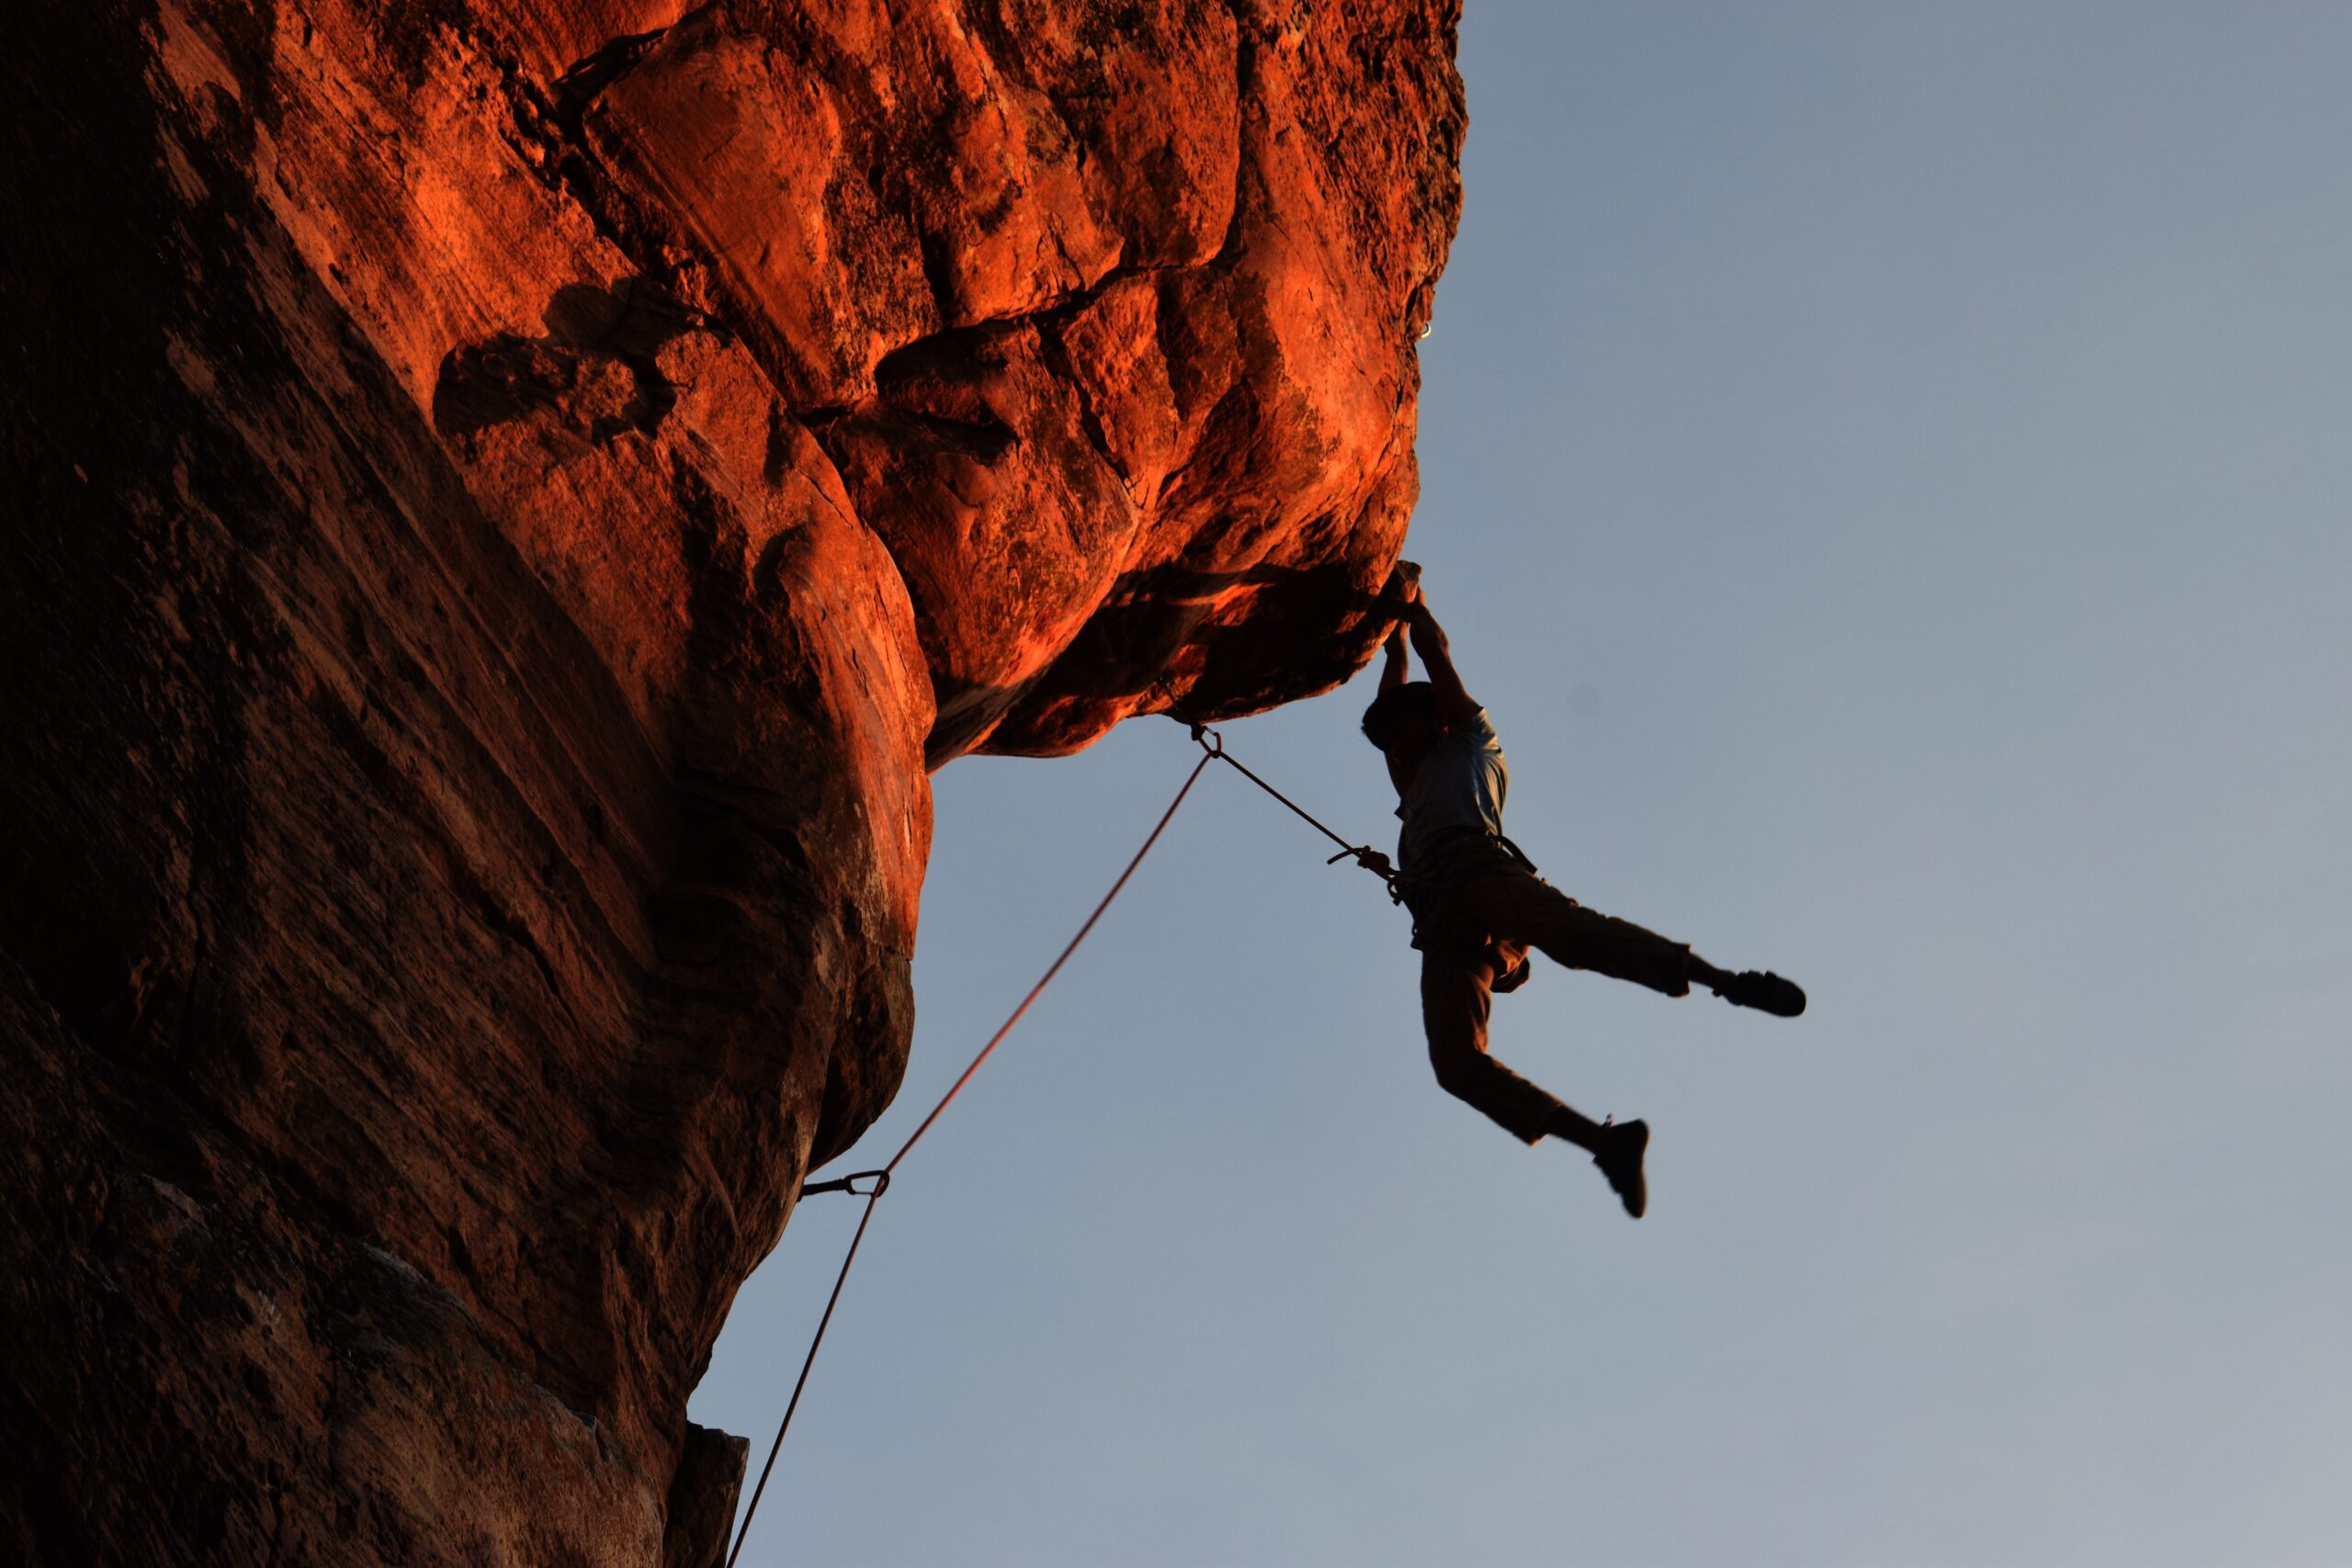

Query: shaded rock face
<box><xmin>0</xmin><ymin>0</ymin><xmax>1460</xmax><ymax>1561</ymax></box>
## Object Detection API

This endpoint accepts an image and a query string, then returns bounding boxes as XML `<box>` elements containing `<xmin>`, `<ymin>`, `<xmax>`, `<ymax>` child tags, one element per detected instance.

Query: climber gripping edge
<box><xmin>1358</xmin><ymin>569</ymin><xmax>1805</xmax><ymax>1218</ymax></box>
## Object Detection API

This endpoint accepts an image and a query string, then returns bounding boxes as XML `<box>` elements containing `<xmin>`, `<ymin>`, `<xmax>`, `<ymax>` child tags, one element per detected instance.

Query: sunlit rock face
<box><xmin>0</xmin><ymin>0</ymin><xmax>1460</xmax><ymax>1561</ymax></box>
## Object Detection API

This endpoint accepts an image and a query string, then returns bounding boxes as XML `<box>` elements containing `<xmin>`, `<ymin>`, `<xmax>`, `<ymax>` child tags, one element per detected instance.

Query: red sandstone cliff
<box><xmin>0</xmin><ymin>1</ymin><xmax>1462</xmax><ymax>1561</ymax></box>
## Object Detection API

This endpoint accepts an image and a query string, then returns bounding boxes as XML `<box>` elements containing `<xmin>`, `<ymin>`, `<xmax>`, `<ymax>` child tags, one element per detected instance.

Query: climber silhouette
<box><xmin>1358</xmin><ymin>573</ymin><xmax>1805</xmax><ymax>1217</ymax></box>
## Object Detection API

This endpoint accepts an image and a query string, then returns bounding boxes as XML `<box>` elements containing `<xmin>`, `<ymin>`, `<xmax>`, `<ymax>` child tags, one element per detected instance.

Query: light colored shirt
<box><xmin>1395</xmin><ymin>707</ymin><xmax>1510</xmax><ymax>871</ymax></box>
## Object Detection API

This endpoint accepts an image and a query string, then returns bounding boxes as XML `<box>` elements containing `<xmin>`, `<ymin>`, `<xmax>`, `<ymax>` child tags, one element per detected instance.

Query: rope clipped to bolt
<box><xmin>728</xmin><ymin>722</ymin><xmax>1390</xmax><ymax>1567</ymax></box>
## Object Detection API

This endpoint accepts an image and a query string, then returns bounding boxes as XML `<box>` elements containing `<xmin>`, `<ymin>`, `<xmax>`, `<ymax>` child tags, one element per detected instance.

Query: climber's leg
<box><xmin>1419</xmin><ymin>942</ymin><xmax>1569</xmax><ymax>1145</ymax></box>
<box><xmin>1465</xmin><ymin>870</ymin><xmax>1807</xmax><ymax>1016</ymax></box>
<box><xmin>1467</xmin><ymin>869</ymin><xmax>1697</xmax><ymax>998</ymax></box>
<box><xmin>1418</xmin><ymin>907</ymin><xmax>1653</xmax><ymax>1216</ymax></box>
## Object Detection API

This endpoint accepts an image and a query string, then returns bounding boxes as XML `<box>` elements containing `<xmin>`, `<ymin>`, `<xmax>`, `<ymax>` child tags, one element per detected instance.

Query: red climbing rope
<box><xmin>727</xmin><ymin>743</ymin><xmax>1218</xmax><ymax>1567</ymax></box>
<box><xmin>726</xmin><ymin>722</ymin><xmax>1396</xmax><ymax>1566</ymax></box>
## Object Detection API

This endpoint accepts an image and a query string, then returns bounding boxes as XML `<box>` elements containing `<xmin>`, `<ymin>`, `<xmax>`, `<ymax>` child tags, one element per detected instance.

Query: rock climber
<box><xmin>1355</xmin><ymin>571</ymin><xmax>1805</xmax><ymax>1218</ymax></box>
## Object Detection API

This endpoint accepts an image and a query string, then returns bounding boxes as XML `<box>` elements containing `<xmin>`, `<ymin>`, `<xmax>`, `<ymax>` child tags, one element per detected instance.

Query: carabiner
<box><xmin>799</xmin><ymin>1168</ymin><xmax>891</xmax><ymax>1200</ymax></box>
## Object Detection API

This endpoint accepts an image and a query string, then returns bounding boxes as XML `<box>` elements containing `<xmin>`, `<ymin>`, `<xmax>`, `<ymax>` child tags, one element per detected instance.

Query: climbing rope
<box><xmin>1184</xmin><ymin>718</ymin><xmax>1397</xmax><ymax>883</ymax></box>
<box><xmin>727</xmin><ymin>720</ymin><xmax>1388</xmax><ymax>1567</ymax></box>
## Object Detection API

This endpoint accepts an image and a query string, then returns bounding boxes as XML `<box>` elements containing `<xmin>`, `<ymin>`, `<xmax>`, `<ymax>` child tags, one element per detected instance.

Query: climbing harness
<box><xmin>724</xmin><ymin>719</ymin><xmax>1393</xmax><ymax>1567</ymax></box>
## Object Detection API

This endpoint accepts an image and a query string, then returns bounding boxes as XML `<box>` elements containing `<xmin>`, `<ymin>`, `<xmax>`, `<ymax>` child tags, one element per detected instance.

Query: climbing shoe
<box><xmin>1591</xmin><ymin>1118</ymin><xmax>1648</xmax><ymax>1220</ymax></box>
<box><xmin>1714</xmin><ymin>969</ymin><xmax>1806</xmax><ymax>1017</ymax></box>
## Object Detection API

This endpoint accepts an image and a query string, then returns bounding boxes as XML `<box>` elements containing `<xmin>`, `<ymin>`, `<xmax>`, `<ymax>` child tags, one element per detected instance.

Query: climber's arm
<box><xmin>1378</xmin><ymin>619</ymin><xmax>1410</xmax><ymax>694</ymax></box>
<box><xmin>1406</xmin><ymin>595</ymin><xmax>1481</xmax><ymax>729</ymax></box>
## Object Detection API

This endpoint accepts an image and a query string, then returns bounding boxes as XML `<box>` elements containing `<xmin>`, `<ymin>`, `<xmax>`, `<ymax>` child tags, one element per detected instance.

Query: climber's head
<box><xmin>1362</xmin><ymin>681</ymin><xmax>1443</xmax><ymax>761</ymax></box>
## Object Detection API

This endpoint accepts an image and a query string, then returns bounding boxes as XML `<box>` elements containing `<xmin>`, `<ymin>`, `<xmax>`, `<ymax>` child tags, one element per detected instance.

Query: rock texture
<box><xmin>0</xmin><ymin>0</ymin><xmax>1461</xmax><ymax>1561</ymax></box>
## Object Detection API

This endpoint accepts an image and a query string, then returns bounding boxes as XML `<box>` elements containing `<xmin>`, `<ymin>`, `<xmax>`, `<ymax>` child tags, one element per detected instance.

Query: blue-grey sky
<box><xmin>696</xmin><ymin>6</ymin><xmax>2352</xmax><ymax>1562</ymax></box>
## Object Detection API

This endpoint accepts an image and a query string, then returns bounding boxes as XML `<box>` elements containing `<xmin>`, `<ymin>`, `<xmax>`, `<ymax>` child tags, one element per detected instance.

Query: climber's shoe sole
<box><xmin>1715</xmin><ymin>969</ymin><xmax>1806</xmax><ymax>1018</ymax></box>
<box><xmin>1592</xmin><ymin>1118</ymin><xmax>1649</xmax><ymax>1220</ymax></box>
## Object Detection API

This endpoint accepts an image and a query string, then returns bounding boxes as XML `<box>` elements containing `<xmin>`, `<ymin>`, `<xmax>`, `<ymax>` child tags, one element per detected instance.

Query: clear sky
<box><xmin>695</xmin><ymin>6</ymin><xmax>2352</xmax><ymax>1562</ymax></box>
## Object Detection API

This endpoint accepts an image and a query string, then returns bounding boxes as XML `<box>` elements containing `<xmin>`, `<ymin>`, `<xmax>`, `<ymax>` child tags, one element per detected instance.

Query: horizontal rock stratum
<box><xmin>0</xmin><ymin>1</ymin><xmax>1463</xmax><ymax>1561</ymax></box>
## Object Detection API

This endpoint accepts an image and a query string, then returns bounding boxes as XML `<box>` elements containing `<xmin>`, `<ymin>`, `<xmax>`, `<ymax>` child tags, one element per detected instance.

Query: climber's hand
<box><xmin>1378</xmin><ymin>558</ymin><xmax>1423</xmax><ymax>618</ymax></box>
<box><xmin>1353</xmin><ymin>849</ymin><xmax>1396</xmax><ymax>879</ymax></box>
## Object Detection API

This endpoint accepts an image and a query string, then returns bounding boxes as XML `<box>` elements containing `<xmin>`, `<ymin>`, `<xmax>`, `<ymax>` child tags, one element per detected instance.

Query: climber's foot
<box><xmin>1591</xmin><ymin>1118</ymin><xmax>1648</xmax><ymax>1220</ymax></box>
<box><xmin>1714</xmin><ymin>969</ymin><xmax>1806</xmax><ymax>1018</ymax></box>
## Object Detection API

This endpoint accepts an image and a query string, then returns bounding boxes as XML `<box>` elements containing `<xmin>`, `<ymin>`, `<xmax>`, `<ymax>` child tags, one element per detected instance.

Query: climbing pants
<box><xmin>1417</xmin><ymin>863</ymin><xmax>1693</xmax><ymax>1144</ymax></box>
